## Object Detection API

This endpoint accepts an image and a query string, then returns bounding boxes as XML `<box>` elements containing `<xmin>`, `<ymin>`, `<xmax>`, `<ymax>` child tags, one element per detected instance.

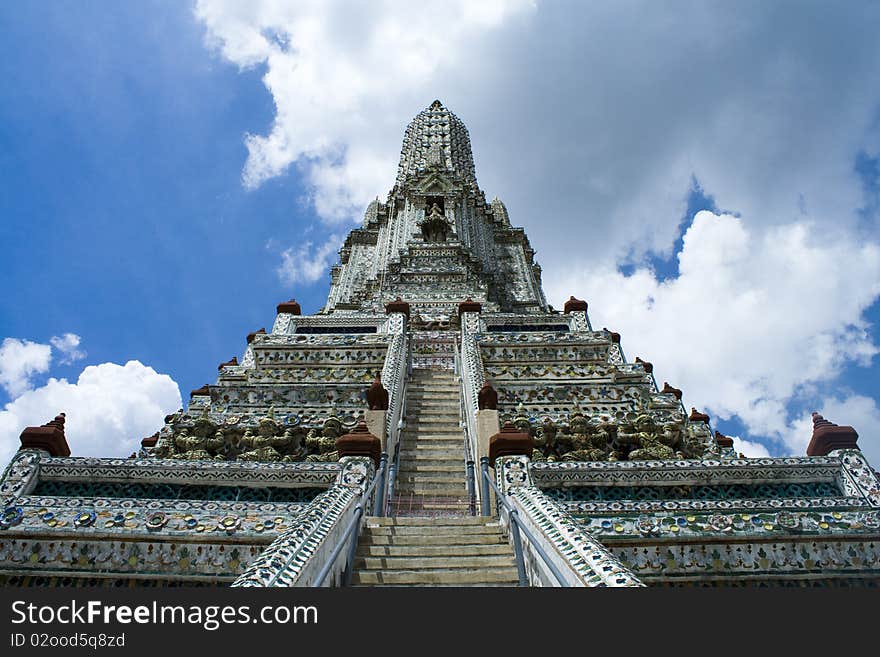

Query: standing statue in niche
<box><xmin>418</xmin><ymin>202</ymin><xmax>451</xmax><ymax>242</ymax></box>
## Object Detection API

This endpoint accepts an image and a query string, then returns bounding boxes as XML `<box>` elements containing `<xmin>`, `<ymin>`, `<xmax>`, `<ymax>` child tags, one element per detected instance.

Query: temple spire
<box><xmin>395</xmin><ymin>99</ymin><xmax>478</xmax><ymax>191</ymax></box>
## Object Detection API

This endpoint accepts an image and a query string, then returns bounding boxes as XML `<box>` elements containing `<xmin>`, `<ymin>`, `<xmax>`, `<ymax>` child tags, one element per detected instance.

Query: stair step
<box><xmin>395</xmin><ymin>489</ymin><xmax>468</xmax><ymax>497</ymax></box>
<box><xmin>402</xmin><ymin>428</ymin><xmax>462</xmax><ymax>436</ymax></box>
<box><xmin>401</xmin><ymin>444</ymin><xmax>463</xmax><ymax>452</ymax></box>
<box><xmin>363</xmin><ymin>525</ymin><xmax>502</xmax><ymax>536</ymax></box>
<box><xmin>351</xmin><ymin>568</ymin><xmax>519</xmax><ymax>585</ymax></box>
<box><xmin>365</xmin><ymin>516</ymin><xmax>492</xmax><ymax>526</ymax></box>
<box><xmin>394</xmin><ymin>458</ymin><xmax>463</xmax><ymax>467</ymax></box>
<box><xmin>358</xmin><ymin>544</ymin><xmax>512</xmax><ymax>557</ymax></box>
<box><xmin>401</xmin><ymin>434</ymin><xmax>464</xmax><ymax>449</ymax></box>
<box><xmin>354</xmin><ymin>555</ymin><xmax>516</xmax><ymax>569</ymax></box>
<box><xmin>398</xmin><ymin>464</ymin><xmax>464</xmax><ymax>473</ymax></box>
<box><xmin>406</xmin><ymin>401</ymin><xmax>460</xmax><ymax>409</ymax></box>
<box><xmin>396</xmin><ymin>476</ymin><xmax>466</xmax><ymax>486</ymax></box>
<box><xmin>407</xmin><ymin>393</ymin><xmax>458</xmax><ymax>400</ymax></box>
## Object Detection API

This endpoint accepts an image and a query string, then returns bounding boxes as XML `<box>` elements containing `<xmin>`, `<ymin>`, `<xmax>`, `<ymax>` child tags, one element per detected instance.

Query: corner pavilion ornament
<box><xmin>2</xmin><ymin>101</ymin><xmax>879</xmax><ymax>587</ymax></box>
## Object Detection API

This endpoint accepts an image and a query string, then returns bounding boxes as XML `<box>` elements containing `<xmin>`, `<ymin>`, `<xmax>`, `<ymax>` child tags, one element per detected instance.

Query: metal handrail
<box><xmin>458</xmin><ymin>334</ymin><xmax>482</xmax><ymax>511</ymax></box>
<box><xmin>454</xmin><ymin>339</ymin><xmax>477</xmax><ymax>514</ymax></box>
<box><xmin>480</xmin><ymin>459</ymin><xmax>569</xmax><ymax>587</ymax></box>
<box><xmin>385</xmin><ymin>333</ymin><xmax>411</xmax><ymax>514</ymax></box>
<box><xmin>314</xmin><ymin>457</ymin><xmax>388</xmax><ymax>587</ymax></box>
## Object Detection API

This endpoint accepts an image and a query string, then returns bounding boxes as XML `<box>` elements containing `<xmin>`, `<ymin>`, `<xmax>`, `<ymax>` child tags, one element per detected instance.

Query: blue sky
<box><xmin>1</xmin><ymin>3</ymin><xmax>328</xmax><ymax>396</ymax></box>
<box><xmin>2</xmin><ymin>1</ymin><xmax>880</xmax><ymax>466</ymax></box>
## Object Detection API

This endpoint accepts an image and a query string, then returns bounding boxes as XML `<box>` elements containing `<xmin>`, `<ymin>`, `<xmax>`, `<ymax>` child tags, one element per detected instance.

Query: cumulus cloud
<box><xmin>0</xmin><ymin>338</ymin><xmax>52</xmax><ymax>398</ymax></box>
<box><xmin>731</xmin><ymin>436</ymin><xmax>772</xmax><ymax>459</ymax></box>
<box><xmin>544</xmin><ymin>210</ymin><xmax>880</xmax><ymax>449</ymax></box>
<box><xmin>49</xmin><ymin>333</ymin><xmax>86</xmax><ymax>365</ymax></box>
<box><xmin>195</xmin><ymin>0</ymin><xmax>535</xmax><ymax>221</ymax></box>
<box><xmin>275</xmin><ymin>235</ymin><xmax>343</xmax><ymax>286</ymax></box>
<box><xmin>0</xmin><ymin>360</ymin><xmax>182</xmax><ymax>468</ymax></box>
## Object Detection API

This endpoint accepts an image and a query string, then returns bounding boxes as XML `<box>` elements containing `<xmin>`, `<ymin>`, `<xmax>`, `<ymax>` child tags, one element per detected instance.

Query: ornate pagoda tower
<box><xmin>2</xmin><ymin>101</ymin><xmax>879</xmax><ymax>587</ymax></box>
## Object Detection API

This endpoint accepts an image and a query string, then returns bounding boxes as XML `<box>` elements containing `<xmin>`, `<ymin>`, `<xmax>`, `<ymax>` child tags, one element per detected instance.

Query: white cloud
<box><xmin>195</xmin><ymin>3</ymin><xmax>880</xmax><ymax>262</ymax></box>
<box><xmin>195</xmin><ymin>0</ymin><xmax>535</xmax><ymax>221</ymax></box>
<box><xmin>0</xmin><ymin>338</ymin><xmax>52</xmax><ymax>398</ymax></box>
<box><xmin>275</xmin><ymin>234</ymin><xmax>343</xmax><ymax>286</ymax></box>
<box><xmin>49</xmin><ymin>333</ymin><xmax>86</xmax><ymax>365</ymax></box>
<box><xmin>544</xmin><ymin>211</ymin><xmax>880</xmax><ymax>447</ymax></box>
<box><xmin>0</xmin><ymin>361</ymin><xmax>182</xmax><ymax>468</ymax></box>
<box><xmin>731</xmin><ymin>436</ymin><xmax>772</xmax><ymax>459</ymax></box>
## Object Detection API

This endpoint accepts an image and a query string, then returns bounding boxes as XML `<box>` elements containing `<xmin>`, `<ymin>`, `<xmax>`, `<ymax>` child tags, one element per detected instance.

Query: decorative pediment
<box><xmin>413</xmin><ymin>172</ymin><xmax>454</xmax><ymax>195</ymax></box>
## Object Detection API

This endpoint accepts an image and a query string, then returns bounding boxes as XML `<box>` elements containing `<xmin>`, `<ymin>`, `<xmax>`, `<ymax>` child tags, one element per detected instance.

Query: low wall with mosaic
<box><xmin>526</xmin><ymin>450</ymin><xmax>880</xmax><ymax>585</ymax></box>
<box><xmin>0</xmin><ymin>450</ymin><xmax>342</xmax><ymax>585</ymax></box>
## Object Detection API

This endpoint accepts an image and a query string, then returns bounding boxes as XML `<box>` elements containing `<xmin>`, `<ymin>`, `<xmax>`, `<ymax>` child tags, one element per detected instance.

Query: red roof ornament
<box><xmin>458</xmin><ymin>297</ymin><xmax>482</xmax><ymax>316</ymax></box>
<box><xmin>366</xmin><ymin>375</ymin><xmax>389</xmax><ymax>411</ymax></box>
<box><xmin>806</xmin><ymin>412</ymin><xmax>859</xmax><ymax>456</ymax></box>
<box><xmin>276</xmin><ymin>298</ymin><xmax>302</xmax><ymax>315</ymax></box>
<box><xmin>563</xmin><ymin>296</ymin><xmax>588</xmax><ymax>314</ymax></box>
<box><xmin>478</xmin><ymin>381</ymin><xmax>498</xmax><ymax>410</ymax></box>
<box><xmin>689</xmin><ymin>407</ymin><xmax>710</xmax><ymax>424</ymax></box>
<box><xmin>603</xmin><ymin>328</ymin><xmax>621</xmax><ymax>344</ymax></box>
<box><xmin>488</xmin><ymin>422</ymin><xmax>534</xmax><ymax>466</ymax></box>
<box><xmin>190</xmin><ymin>384</ymin><xmax>211</xmax><ymax>397</ymax></box>
<box><xmin>335</xmin><ymin>421</ymin><xmax>382</xmax><ymax>467</ymax></box>
<box><xmin>218</xmin><ymin>356</ymin><xmax>238</xmax><ymax>371</ymax></box>
<box><xmin>384</xmin><ymin>297</ymin><xmax>410</xmax><ymax>318</ymax></box>
<box><xmin>19</xmin><ymin>413</ymin><xmax>71</xmax><ymax>457</ymax></box>
<box><xmin>246</xmin><ymin>328</ymin><xmax>266</xmax><ymax>344</ymax></box>
<box><xmin>662</xmin><ymin>382</ymin><xmax>683</xmax><ymax>400</ymax></box>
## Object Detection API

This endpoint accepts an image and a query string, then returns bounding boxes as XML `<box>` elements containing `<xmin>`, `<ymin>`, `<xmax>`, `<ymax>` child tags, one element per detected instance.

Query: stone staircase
<box><xmin>351</xmin><ymin>517</ymin><xmax>520</xmax><ymax>586</ymax></box>
<box><xmin>391</xmin><ymin>368</ymin><xmax>470</xmax><ymax>514</ymax></box>
<box><xmin>349</xmin><ymin>357</ymin><xmax>521</xmax><ymax>587</ymax></box>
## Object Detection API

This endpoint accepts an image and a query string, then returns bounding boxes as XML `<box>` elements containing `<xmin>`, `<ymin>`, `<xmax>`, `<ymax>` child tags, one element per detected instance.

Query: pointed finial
<box><xmin>807</xmin><ymin>412</ymin><xmax>859</xmax><ymax>456</ymax></box>
<box><xmin>19</xmin><ymin>412</ymin><xmax>71</xmax><ymax>457</ymax></box>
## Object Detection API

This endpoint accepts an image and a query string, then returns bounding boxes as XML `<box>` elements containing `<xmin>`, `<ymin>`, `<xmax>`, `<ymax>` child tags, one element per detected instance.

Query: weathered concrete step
<box><xmin>408</xmin><ymin>386</ymin><xmax>456</xmax><ymax>392</ymax></box>
<box><xmin>398</xmin><ymin>458</ymin><xmax>467</xmax><ymax>474</ymax></box>
<box><xmin>366</xmin><ymin>516</ymin><xmax>491</xmax><ymax>526</ymax></box>
<box><xmin>358</xmin><ymin>544</ymin><xmax>513</xmax><ymax>557</ymax></box>
<box><xmin>402</xmin><ymin>428</ymin><xmax>462</xmax><ymax>435</ymax></box>
<box><xmin>400</xmin><ymin>439</ymin><xmax>462</xmax><ymax>447</ymax></box>
<box><xmin>354</xmin><ymin>555</ymin><xmax>516</xmax><ymax>570</ymax></box>
<box><xmin>388</xmin><ymin>492</ymin><xmax>469</xmax><ymax>502</ymax></box>
<box><xmin>352</xmin><ymin>583</ymin><xmax>517</xmax><ymax>588</ymax></box>
<box><xmin>395</xmin><ymin>460</ymin><xmax>463</xmax><ymax>470</ymax></box>
<box><xmin>351</xmin><ymin>568</ymin><xmax>519</xmax><ymax>585</ymax></box>
<box><xmin>401</xmin><ymin>443</ymin><xmax>463</xmax><ymax>451</ymax></box>
<box><xmin>406</xmin><ymin>400</ymin><xmax>459</xmax><ymax>408</ymax></box>
<box><xmin>395</xmin><ymin>488</ymin><xmax>468</xmax><ymax>497</ymax></box>
<box><xmin>407</xmin><ymin>393</ymin><xmax>458</xmax><ymax>400</ymax></box>
<box><xmin>399</xmin><ymin>454</ymin><xmax>462</xmax><ymax>463</ymax></box>
<box><xmin>397</xmin><ymin>460</ymin><xmax>462</xmax><ymax>469</ymax></box>
<box><xmin>398</xmin><ymin>464</ymin><xmax>464</xmax><ymax>473</ymax></box>
<box><xmin>386</xmin><ymin>505</ymin><xmax>472</xmax><ymax>513</ymax></box>
<box><xmin>397</xmin><ymin>475</ymin><xmax>467</xmax><ymax>486</ymax></box>
<box><xmin>363</xmin><ymin>524</ymin><xmax>503</xmax><ymax>536</ymax></box>
<box><xmin>405</xmin><ymin>413</ymin><xmax>460</xmax><ymax>421</ymax></box>
<box><xmin>394</xmin><ymin>484</ymin><xmax>468</xmax><ymax>495</ymax></box>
